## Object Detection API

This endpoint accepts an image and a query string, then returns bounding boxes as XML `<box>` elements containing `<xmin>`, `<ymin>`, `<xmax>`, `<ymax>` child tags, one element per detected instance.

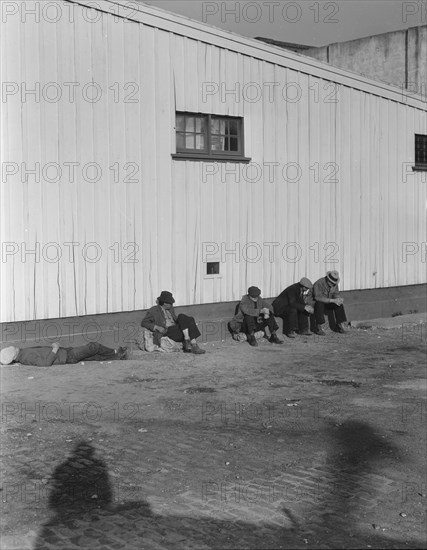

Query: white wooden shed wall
<box><xmin>1</xmin><ymin>0</ymin><xmax>426</xmax><ymax>322</ymax></box>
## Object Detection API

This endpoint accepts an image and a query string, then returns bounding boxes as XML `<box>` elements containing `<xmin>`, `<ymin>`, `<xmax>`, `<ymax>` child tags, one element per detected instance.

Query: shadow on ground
<box><xmin>33</xmin><ymin>422</ymin><xmax>424</xmax><ymax>550</ymax></box>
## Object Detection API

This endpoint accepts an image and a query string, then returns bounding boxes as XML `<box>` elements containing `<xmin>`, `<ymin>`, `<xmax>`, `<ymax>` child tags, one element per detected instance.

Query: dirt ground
<box><xmin>1</xmin><ymin>320</ymin><xmax>426</xmax><ymax>549</ymax></box>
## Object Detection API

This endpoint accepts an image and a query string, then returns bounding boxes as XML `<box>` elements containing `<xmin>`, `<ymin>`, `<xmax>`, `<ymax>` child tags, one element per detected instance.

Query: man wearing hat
<box><xmin>312</xmin><ymin>271</ymin><xmax>347</xmax><ymax>335</ymax></box>
<box><xmin>0</xmin><ymin>342</ymin><xmax>128</xmax><ymax>366</ymax></box>
<box><xmin>229</xmin><ymin>286</ymin><xmax>283</xmax><ymax>347</ymax></box>
<box><xmin>141</xmin><ymin>291</ymin><xmax>206</xmax><ymax>354</ymax></box>
<box><xmin>272</xmin><ymin>278</ymin><xmax>315</xmax><ymax>338</ymax></box>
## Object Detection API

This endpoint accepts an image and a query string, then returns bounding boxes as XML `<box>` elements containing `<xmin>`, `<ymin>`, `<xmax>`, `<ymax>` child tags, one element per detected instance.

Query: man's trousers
<box><xmin>241</xmin><ymin>314</ymin><xmax>279</xmax><ymax>335</ymax></box>
<box><xmin>314</xmin><ymin>302</ymin><xmax>347</xmax><ymax>329</ymax></box>
<box><xmin>278</xmin><ymin>307</ymin><xmax>311</xmax><ymax>334</ymax></box>
<box><xmin>165</xmin><ymin>314</ymin><xmax>201</xmax><ymax>342</ymax></box>
<box><xmin>65</xmin><ymin>343</ymin><xmax>119</xmax><ymax>364</ymax></box>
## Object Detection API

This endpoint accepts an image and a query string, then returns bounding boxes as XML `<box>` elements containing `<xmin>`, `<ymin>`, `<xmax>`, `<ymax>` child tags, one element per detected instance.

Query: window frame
<box><xmin>413</xmin><ymin>133</ymin><xmax>427</xmax><ymax>172</ymax></box>
<box><xmin>172</xmin><ymin>112</ymin><xmax>251</xmax><ymax>163</ymax></box>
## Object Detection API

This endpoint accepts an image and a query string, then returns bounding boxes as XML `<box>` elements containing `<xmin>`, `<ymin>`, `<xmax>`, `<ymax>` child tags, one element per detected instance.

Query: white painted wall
<box><xmin>1</xmin><ymin>0</ymin><xmax>426</xmax><ymax>322</ymax></box>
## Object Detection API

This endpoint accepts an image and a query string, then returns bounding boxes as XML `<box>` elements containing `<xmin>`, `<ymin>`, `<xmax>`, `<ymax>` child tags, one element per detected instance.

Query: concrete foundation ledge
<box><xmin>1</xmin><ymin>283</ymin><xmax>426</xmax><ymax>348</ymax></box>
<box><xmin>350</xmin><ymin>312</ymin><xmax>426</xmax><ymax>330</ymax></box>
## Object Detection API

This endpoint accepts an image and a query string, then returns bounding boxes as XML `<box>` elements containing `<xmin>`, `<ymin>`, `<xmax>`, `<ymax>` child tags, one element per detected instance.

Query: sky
<box><xmin>141</xmin><ymin>0</ymin><xmax>426</xmax><ymax>46</ymax></box>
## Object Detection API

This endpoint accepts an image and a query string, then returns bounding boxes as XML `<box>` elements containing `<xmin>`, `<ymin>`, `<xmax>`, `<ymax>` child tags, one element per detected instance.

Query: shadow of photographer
<box><xmin>33</xmin><ymin>428</ymin><xmax>423</xmax><ymax>549</ymax></box>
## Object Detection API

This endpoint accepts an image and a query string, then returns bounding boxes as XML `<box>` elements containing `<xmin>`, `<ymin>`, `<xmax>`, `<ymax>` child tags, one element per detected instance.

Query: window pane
<box><xmin>195</xmin><ymin>134</ymin><xmax>205</xmax><ymax>149</ymax></box>
<box><xmin>176</xmin><ymin>115</ymin><xmax>185</xmax><ymax>131</ymax></box>
<box><xmin>185</xmin><ymin>117</ymin><xmax>195</xmax><ymax>132</ymax></box>
<box><xmin>229</xmin><ymin>137</ymin><xmax>239</xmax><ymax>151</ymax></box>
<box><xmin>211</xmin><ymin>135</ymin><xmax>225</xmax><ymax>151</ymax></box>
<box><xmin>211</xmin><ymin>118</ymin><xmax>227</xmax><ymax>134</ymax></box>
<box><xmin>176</xmin><ymin>133</ymin><xmax>186</xmax><ymax>149</ymax></box>
<box><xmin>211</xmin><ymin>118</ymin><xmax>220</xmax><ymax>134</ymax></box>
<box><xmin>229</xmin><ymin>119</ymin><xmax>238</xmax><ymax>135</ymax></box>
<box><xmin>195</xmin><ymin>117</ymin><xmax>205</xmax><ymax>133</ymax></box>
<box><xmin>415</xmin><ymin>134</ymin><xmax>427</xmax><ymax>164</ymax></box>
<box><xmin>186</xmin><ymin>135</ymin><xmax>195</xmax><ymax>148</ymax></box>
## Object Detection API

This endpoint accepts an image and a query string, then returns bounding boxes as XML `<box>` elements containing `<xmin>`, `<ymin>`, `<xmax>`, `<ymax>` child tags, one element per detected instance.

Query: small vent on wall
<box><xmin>207</xmin><ymin>262</ymin><xmax>220</xmax><ymax>275</ymax></box>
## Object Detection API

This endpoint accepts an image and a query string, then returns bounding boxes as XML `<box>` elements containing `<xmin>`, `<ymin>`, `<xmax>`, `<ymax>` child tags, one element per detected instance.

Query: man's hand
<box><xmin>260</xmin><ymin>308</ymin><xmax>270</xmax><ymax>317</ymax></box>
<box><xmin>154</xmin><ymin>325</ymin><xmax>167</xmax><ymax>335</ymax></box>
<box><xmin>332</xmin><ymin>297</ymin><xmax>344</xmax><ymax>306</ymax></box>
<box><xmin>51</xmin><ymin>343</ymin><xmax>60</xmax><ymax>353</ymax></box>
<box><xmin>304</xmin><ymin>305</ymin><xmax>314</xmax><ymax>314</ymax></box>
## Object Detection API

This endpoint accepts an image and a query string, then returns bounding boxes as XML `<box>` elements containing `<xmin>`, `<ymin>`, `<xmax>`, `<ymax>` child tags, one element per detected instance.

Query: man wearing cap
<box><xmin>141</xmin><ymin>291</ymin><xmax>206</xmax><ymax>354</ymax></box>
<box><xmin>312</xmin><ymin>271</ymin><xmax>348</xmax><ymax>335</ymax></box>
<box><xmin>272</xmin><ymin>278</ymin><xmax>315</xmax><ymax>338</ymax></box>
<box><xmin>230</xmin><ymin>286</ymin><xmax>283</xmax><ymax>347</ymax></box>
<box><xmin>0</xmin><ymin>342</ymin><xmax>128</xmax><ymax>366</ymax></box>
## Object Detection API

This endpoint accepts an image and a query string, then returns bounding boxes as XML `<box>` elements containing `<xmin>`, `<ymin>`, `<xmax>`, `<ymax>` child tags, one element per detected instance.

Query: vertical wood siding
<box><xmin>1</xmin><ymin>1</ymin><xmax>426</xmax><ymax>322</ymax></box>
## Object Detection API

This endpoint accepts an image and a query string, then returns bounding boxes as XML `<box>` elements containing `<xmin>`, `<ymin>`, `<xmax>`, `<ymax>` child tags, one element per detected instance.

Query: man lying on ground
<box><xmin>0</xmin><ymin>342</ymin><xmax>128</xmax><ymax>366</ymax></box>
<box><xmin>141</xmin><ymin>291</ymin><xmax>206</xmax><ymax>354</ymax></box>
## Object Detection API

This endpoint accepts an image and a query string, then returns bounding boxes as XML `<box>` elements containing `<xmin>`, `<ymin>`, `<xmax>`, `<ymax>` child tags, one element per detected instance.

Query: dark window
<box><xmin>206</xmin><ymin>262</ymin><xmax>220</xmax><ymax>275</ymax></box>
<box><xmin>415</xmin><ymin>134</ymin><xmax>427</xmax><ymax>170</ymax></box>
<box><xmin>173</xmin><ymin>112</ymin><xmax>250</xmax><ymax>162</ymax></box>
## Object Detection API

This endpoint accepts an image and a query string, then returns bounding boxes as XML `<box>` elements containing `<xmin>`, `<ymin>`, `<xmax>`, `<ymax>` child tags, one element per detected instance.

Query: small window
<box><xmin>414</xmin><ymin>134</ymin><xmax>427</xmax><ymax>170</ymax></box>
<box><xmin>173</xmin><ymin>112</ymin><xmax>250</xmax><ymax>162</ymax></box>
<box><xmin>206</xmin><ymin>262</ymin><xmax>220</xmax><ymax>275</ymax></box>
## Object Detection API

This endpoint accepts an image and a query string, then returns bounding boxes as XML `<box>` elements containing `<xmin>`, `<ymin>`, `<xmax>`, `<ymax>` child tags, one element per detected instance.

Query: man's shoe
<box><xmin>336</xmin><ymin>324</ymin><xmax>347</xmax><ymax>334</ymax></box>
<box><xmin>285</xmin><ymin>331</ymin><xmax>297</xmax><ymax>338</ymax></box>
<box><xmin>191</xmin><ymin>343</ymin><xmax>206</xmax><ymax>354</ymax></box>
<box><xmin>297</xmin><ymin>329</ymin><xmax>312</xmax><ymax>336</ymax></box>
<box><xmin>247</xmin><ymin>333</ymin><xmax>258</xmax><ymax>347</ymax></box>
<box><xmin>183</xmin><ymin>340</ymin><xmax>193</xmax><ymax>353</ymax></box>
<box><xmin>117</xmin><ymin>346</ymin><xmax>128</xmax><ymax>360</ymax></box>
<box><xmin>313</xmin><ymin>326</ymin><xmax>326</xmax><ymax>336</ymax></box>
<box><xmin>269</xmin><ymin>333</ymin><xmax>284</xmax><ymax>344</ymax></box>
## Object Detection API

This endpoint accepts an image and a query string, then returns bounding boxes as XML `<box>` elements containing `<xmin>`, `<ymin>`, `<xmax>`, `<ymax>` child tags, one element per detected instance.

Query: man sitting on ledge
<box><xmin>141</xmin><ymin>291</ymin><xmax>206</xmax><ymax>354</ymax></box>
<box><xmin>313</xmin><ymin>270</ymin><xmax>348</xmax><ymax>335</ymax></box>
<box><xmin>229</xmin><ymin>286</ymin><xmax>283</xmax><ymax>347</ymax></box>
<box><xmin>272</xmin><ymin>277</ymin><xmax>315</xmax><ymax>338</ymax></box>
<box><xmin>0</xmin><ymin>342</ymin><xmax>128</xmax><ymax>366</ymax></box>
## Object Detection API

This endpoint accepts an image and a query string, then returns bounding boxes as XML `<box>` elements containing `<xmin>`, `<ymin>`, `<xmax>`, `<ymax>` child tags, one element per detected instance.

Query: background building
<box><xmin>1</xmin><ymin>0</ymin><xmax>426</xmax><ymax>327</ymax></box>
<box><xmin>257</xmin><ymin>25</ymin><xmax>427</xmax><ymax>96</ymax></box>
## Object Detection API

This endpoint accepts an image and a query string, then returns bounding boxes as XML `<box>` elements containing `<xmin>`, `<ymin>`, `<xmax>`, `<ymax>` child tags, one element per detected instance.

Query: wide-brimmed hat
<box><xmin>299</xmin><ymin>277</ymin><xmax>313</xmax><ymax>289</ymax></box>
<box><xmin>0</xmin><ymin>346</ymin><xmax>18</xmax><ymax>365</ymax></box>
<box><xmin>248</xmin><ymin>286</ymin><xmax>261</xmax><ymax>298</ymax></box>
<box><xmin>158</xmin><ymin>291</ymin><xmax>175</xmax><ymax>304</ymax></box>
<box><xmin>326</xmin><ymin>271</ymin><xmax>340</xmax><ymax>284</ymax></box>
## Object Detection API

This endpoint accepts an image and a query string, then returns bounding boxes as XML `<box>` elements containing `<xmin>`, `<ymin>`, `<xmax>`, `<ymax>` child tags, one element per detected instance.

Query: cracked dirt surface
<box><xmin>1</xmin><ymin>323</ymin><xmax>426</xmax><ymax>549</ymax></box>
